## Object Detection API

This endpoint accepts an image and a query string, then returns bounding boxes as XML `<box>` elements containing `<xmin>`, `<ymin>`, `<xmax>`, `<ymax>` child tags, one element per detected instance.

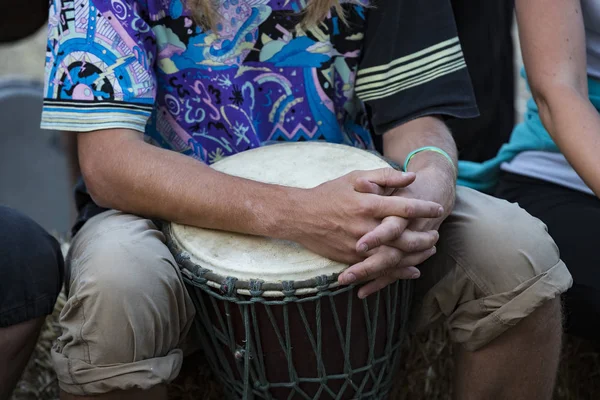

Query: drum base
<box><xmin>185</xmin><ymin>278</ymin><xmax>412</xmax><ymax>400</ymax></box>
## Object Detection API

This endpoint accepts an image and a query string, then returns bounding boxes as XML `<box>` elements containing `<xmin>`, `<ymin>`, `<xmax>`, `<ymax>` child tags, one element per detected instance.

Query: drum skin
<box><xmin>166</xmin><ymin>143</ymin><xmax>412</xmax><ymax>399</ymax></box>
<box><xmin>168</xmin><ymin>143</ymin><xmax>393</xmax><ymax>290</ymax></box>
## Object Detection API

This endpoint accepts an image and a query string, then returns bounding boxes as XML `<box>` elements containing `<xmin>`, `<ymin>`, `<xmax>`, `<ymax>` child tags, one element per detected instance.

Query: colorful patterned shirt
<box><xmin>41</xmin><ymin>0</ymin><xmax>478</xmax><ymax>231</ymax></box>
<box><xmin>42</xmin><ymin>0</ymin><xmax>477</xmax><ymax>155</ymax></box>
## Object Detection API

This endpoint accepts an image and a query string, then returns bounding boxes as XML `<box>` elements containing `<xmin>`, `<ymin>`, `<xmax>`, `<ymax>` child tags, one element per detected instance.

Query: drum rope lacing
<box><xmin>186</xmin><ymin>273</ymin><xmax>410</xmax><ymax>399</ymax></box>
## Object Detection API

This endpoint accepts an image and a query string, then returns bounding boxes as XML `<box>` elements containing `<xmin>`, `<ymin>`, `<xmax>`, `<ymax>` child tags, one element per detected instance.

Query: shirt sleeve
<box><xmin>41</xmin><ymin>0</ymin><xmax>157</xmax><ymax>133</ymax></box>
<box><xmin>357</xmin><ymin>0</ymin><xmax>479</xmax><ymax>135</ymax></box>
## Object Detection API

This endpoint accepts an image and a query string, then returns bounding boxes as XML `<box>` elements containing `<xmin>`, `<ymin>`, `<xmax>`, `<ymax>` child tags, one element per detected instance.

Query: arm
<box><xmin>78</xmin><ymin>128</ymin><xmax>302</xmax><ymax>240</ymax></box>
<box><xmin>382</xmin><ymin>116</ymin><xmax>457</xmax><ymax>216</ymax></box>
<box><xmin>516</xmin><ymin>0</ymin><xmax>600</xmax><ymax>197</ymax></box>
<box><xmin>353</xmin><ymin>0</ymin><xmax>475</xmax><ymax>221</ymax></box>
<box><xmin>352</xmin><ymin>117</ymin><xmax>460</xmax><ymax>256</ymax></box>
<box><xmin>339</xmin><ymin>116</ymin><xmax>458</xmax><ymax>297</ymax></box>
<box><xmin>337</xmin><ymin>0</ymin><xmax>478</xmax><ymax>297</ymax></box>
<box><xmin>78</xmin><ymin>128</ymin><xmax>443</xmax><ymax>265</ymax></box>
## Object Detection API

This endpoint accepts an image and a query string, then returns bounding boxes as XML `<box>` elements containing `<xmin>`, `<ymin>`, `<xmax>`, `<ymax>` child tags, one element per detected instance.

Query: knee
<box><xmin>454</xmin><ymin>197</ymin><xmax>567</xmax><ymax>292</ymax></box>
<box><xmin>66</xmin><ymin>212</ymin><xmax>193</xmax><ymax>330</ymax></box>
<box><xmin>433</xmin><ymin>190</ymin><xmax>571</xmax><ymax>350</ymax></box>
<box><xmin>70</xmin><ymin>219</ymin><xmax>182</xmax><ymax>303</ymax></box>
<box><xmin>57</xmin><ymin>214</ymin><xmax>194</xmax><ymax>365</ymax></box>
<box><xmin>0</xmin><ymin>207</ymin><xmax>64</xmax><ymax>326</ymax></box>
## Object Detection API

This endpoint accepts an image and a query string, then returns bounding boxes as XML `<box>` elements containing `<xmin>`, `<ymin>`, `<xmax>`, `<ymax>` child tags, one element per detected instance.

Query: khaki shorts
<box><xmin>52</xmin><ymin>186</ymin><xmax>572</xmax><ymax>395</ymax></box>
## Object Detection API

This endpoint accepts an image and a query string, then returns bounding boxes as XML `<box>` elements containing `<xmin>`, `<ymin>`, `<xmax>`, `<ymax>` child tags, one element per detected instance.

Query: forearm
<box><xmin>382</xmin><ymin>116</ymin><xmax>457</xmax><ymax>212</ymax></box>
<box><xmin>534</xmin><ymin>86</ymin><xmax>600</xmax><ymax>197</ymax></box>
<box><xmin>79</xmin><ymin>129</ymin><xmax>304</xmax><ymax>239</ymax></box>
<box><xmin>515</xmin><ymin>0</ymin><xmax>600</xmax><ymax>195</ymax></box>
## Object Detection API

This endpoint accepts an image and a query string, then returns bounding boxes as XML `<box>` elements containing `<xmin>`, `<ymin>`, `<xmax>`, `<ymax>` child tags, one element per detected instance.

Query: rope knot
<box><xmin>281</xmin><ymin>281</ymin><xmax>296</xmax><ymax>299</ymax></box>
<box><xmin>221</xmin><ymin>276</ymin><xmax>238</xmax><ymax>297</ymax></box>
<box><xmin>249</xmin><ymin>279</ymin><xmax>265</xmax><ymax>297</ymax></box>
<box><xmin>315</xmin><ymin>275</ymin><xmax>331</xmax><ymax>292</ymax></box>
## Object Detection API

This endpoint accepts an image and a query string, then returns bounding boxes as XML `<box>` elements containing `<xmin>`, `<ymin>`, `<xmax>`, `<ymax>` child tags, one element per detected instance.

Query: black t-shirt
<box><xmin>358</xmin><ymin>0</ymin><xmax>478</xmax><ymax>137</ymax></box>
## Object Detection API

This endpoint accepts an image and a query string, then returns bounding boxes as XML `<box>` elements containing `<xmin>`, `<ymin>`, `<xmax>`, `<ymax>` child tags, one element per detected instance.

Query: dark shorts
<box><xmin>495</xmin><ymin>172</ymin><xmax>600</xmax><ymax>341</ymax></box>
<box><xmin>0</xmin><ymin>205</ymin><xmax>65</xmax><ymax>327</ymax></box>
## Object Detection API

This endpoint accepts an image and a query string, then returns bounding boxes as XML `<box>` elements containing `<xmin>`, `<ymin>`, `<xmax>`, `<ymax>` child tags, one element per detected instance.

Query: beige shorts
<box><xmin>52</xmin><ymin>186</ymin><xmax>572</xmax><ymax>395</ymax></box>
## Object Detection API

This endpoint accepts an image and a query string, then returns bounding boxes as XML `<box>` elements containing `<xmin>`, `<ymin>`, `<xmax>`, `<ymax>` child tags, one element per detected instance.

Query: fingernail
<box><xmin>358</xmin><ymin>291</ymin><xmax>367</xmax><ymax>299</ymax></box>
<box><xmin>412</xmin><ymin>272</ymin><xmax>420</xmax><ymax>279</ymax></box>
<box><xmin>431</xmin><ymin>246</ymin><xmax>437</xmax><ymax>254</ymax></box>
<box><xmin>437</xmin><ymin>207</ymin><xmax>444</xmax><ymax>216</ymax></box>
<box><xmin>341</xmin><ymin>273</ymin><xmax>356</xmax><ymax>285</ymax></box>
<box><xmin>358</xmin><ymin>243</ymin><xmax>369</xmax><ymax>253</ymax></box>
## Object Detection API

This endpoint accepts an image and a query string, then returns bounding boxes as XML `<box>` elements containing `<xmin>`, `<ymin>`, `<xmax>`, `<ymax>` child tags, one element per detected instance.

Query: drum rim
<box><xmin>164</xmin><ymin>223</ymin><xmax>342</xmax><ymax>297</ymax></box>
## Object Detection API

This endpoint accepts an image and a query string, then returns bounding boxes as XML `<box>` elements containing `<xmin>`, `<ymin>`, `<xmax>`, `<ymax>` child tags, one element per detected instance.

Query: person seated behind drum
<box><xmin>41</xmin><ymin>0</ymin><xmax>571</xmax><ymax>399</ymax></box>
<box><xmin>0</xmin><ymin>206</ymin><xmax>64</xmax><ymax>400</ymax></box>
<box><xmin>459</xmin><ymin>0</ymin><xmax>600</xmax><ymax>341</ymax></box>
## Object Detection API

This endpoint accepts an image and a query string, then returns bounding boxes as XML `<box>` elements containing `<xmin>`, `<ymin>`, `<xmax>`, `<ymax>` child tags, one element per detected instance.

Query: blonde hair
<box><xmin>186</xmin><ymin>0</ymin><xmax>347</xmax><ymax>31</ymax></box>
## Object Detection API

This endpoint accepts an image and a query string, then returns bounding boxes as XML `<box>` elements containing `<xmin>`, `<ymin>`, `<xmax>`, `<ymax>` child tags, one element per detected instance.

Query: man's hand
<box><xmin>336</xmin><ymin>116</ymin><xmax>458</xmax><ymax>298</ymax></box>
<box><xmin>338</xmin><ymin>166</ymin><xmax>455</xmax><ymax>298</ymax></box>
<box><xmin>290</xmin><ymin>168</ymin><xmax>444</xmax><ymax>265</ymax></box>
<box><xmin>356</xmin><ymin>165</ymin><xmax>455</xmax><ymax>251</ymax></box>
<box><xmin>352</xmin><ymin>176</ymin><xmax>443</xmax><ymax>255</ymax></box>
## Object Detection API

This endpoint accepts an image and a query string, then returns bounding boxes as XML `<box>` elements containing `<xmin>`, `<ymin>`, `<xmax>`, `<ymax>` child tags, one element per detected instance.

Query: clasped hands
<box><xmin>296</xmin><ymin>168</ymin><xmax>451</xmax><ymax>299</ymax></box>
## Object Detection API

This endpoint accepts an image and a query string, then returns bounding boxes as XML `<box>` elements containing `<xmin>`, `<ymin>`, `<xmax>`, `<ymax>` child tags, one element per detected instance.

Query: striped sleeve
<box><xmin>41</xmin><ymin>0</ymin><xmax>156</xmax><ymax>133</ymax></box>
<box><xmin>357</xmin><ymin>0</ymin><xmax>479</xmax><ymax>134</ymax></box>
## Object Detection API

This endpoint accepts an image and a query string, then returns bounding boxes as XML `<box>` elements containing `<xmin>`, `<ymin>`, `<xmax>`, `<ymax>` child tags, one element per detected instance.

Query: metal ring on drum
<box><xmin>164</xmin><ymin>142</ymin><xmax>413</xmax><ymax>400</ymax></box>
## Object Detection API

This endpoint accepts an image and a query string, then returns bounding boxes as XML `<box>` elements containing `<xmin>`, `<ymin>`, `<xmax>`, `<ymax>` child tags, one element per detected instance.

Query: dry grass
<box><xmin>10</xmin><ymin>291</ymin><xmax>600</xmax><ymax>400</ymax></box>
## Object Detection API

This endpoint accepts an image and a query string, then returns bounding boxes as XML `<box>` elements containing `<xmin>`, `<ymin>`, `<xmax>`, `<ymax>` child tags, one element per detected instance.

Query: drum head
<box><xmin>169</xmin><ymin>142</ymin><xmax>391</xmax><ymax>295</ymax></box>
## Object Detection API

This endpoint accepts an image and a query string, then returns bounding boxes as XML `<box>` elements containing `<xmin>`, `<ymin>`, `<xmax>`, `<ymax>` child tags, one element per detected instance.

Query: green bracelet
<box><xmin>403</xmin><ymin>146</ymin><xmax>455</xmax><ymax>172</ymax></box>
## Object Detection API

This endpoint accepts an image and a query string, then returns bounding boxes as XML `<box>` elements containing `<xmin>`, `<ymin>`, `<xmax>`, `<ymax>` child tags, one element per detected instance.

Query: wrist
<box><xmin>260</xmin><ymin>186</ymin><xmax>312</xmax><ymax>241</ymax></box>
<box><xmin>404</xmin><ymin>148</ymin><xmax>457</xmax><ymax>179</ymax></box>
<box><xmin>404</xmin><ymin>146</ymin><xmax>455</xmax><ymax>173</ymax></box>
<box><xmin>413</xmin><ymin>166</ymin><xmax>456</xmax><ymax>213</ymax></box>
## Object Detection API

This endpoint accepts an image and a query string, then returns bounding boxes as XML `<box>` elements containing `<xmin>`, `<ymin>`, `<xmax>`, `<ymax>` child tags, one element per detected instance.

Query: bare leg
<box><xmin>0</xmin><ymin>317</ymin><xmax>45</xmax><ymax>400</ymax></box>
<box><xmin>60</xmin><ymin>386</ymin><xmax>167</xmax><ymax>400</ymax></box>
<box><xmin>454</xmin><ymin>298</ymin><xmax>562</xmax><ymax>400</ymax></box>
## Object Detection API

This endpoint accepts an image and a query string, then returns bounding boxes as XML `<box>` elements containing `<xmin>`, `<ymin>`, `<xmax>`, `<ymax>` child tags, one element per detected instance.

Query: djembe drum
<box><xmin>165</xmin><ymin>142</ymin><xmax>412</xmax><ymax>399</ymax></box>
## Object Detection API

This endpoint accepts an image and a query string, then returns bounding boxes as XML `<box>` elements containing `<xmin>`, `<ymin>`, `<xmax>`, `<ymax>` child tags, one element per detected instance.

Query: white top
<box><xmin>501</xmin><ymin>151</ymin><xmax>594</xmax><ymax>196</ymax></box>
<box><xmin>169</xmin><ymin>142</ymin><xmax>391</xmax><ymax>295</ymax></box>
